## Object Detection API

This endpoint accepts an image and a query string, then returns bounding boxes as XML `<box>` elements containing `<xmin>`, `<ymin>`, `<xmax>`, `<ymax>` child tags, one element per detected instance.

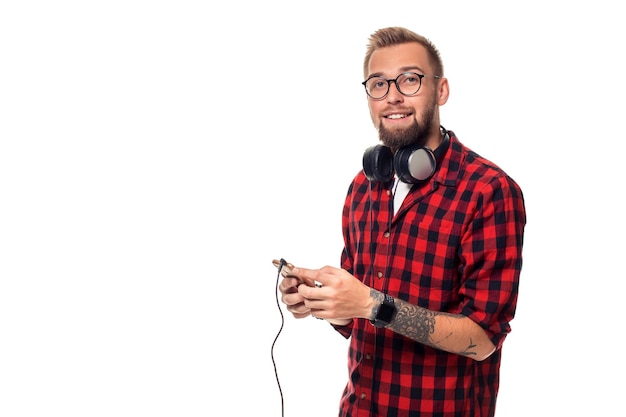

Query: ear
<box><xmin>437</xmin><ymin>77</ymin><xmax>450</xmax><ymax>105</ymax></box>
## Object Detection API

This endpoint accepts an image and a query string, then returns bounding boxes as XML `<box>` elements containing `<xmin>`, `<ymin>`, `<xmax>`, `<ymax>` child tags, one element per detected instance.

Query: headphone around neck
<box><xmin>362</xmin><ymin>126</ymin><xmax>450</xmax><ymax>184</ymax></box>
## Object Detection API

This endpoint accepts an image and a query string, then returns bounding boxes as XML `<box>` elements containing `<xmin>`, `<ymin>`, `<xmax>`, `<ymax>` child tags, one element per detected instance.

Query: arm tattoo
<box><xmin>369</xmin><ymin>289</ymin><xmax>385</xmax><ymax>320</ymax></box>
<box><xmin>460</xmin><ymin>339</ymin><xmax>478</xmax><ymax>356</ymax></box>
<box><xmin>389</xmin><ymin>298</ymin><xmax>478</xmax><ymax>357</ymax></box>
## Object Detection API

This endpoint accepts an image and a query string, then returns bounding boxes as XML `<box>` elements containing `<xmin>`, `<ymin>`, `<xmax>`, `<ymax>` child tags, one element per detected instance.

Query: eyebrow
<box><xmin>368</xmin><ymin>66</ymin><xmax>427</xmax><ymax>78</ymax></box>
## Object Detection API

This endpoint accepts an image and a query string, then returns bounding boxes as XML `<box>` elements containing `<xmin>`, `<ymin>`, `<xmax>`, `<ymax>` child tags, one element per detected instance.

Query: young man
<box><xmin>279</xmin><ymin>27</ymin><xmax>526</xmax><ymax>417</ymax></box>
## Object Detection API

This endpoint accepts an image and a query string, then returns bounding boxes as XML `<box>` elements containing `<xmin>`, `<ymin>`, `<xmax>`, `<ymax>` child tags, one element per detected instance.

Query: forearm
<box><xmin>378</xmin><ymin>293</ymin><xmax>496</xmax><ymax>361</ymax></box>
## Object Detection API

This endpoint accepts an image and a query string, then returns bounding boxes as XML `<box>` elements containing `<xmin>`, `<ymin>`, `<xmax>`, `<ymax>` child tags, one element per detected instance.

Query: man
<box><xmin>279</xmin><ymin>27</ymin><xmax>526</xmax><ymax>417</ymax></box>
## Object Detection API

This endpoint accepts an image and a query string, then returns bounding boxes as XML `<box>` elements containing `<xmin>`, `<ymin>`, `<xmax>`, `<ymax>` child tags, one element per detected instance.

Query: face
<box><xmin>365</xmin><ymin>42</ymin><xmax>448</xmax><ymax>151</ymax></box>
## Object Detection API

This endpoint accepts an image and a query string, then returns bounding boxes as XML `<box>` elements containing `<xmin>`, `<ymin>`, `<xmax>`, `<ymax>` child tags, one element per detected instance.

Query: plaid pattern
<box><xmin>334</xmin><ymin>131</ymin><xmax>526</xmax><ymax>417</ymax></box>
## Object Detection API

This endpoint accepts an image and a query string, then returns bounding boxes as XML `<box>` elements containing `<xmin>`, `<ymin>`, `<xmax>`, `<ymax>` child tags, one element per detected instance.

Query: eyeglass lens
<box><xmin>365</xmin><ymin>73</ymin><xmax>422</xmax><ymax>99</ymax></box>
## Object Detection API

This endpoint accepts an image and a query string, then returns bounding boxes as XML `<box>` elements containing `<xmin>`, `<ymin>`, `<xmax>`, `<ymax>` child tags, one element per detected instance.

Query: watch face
<box><xmin>377</xmin><ymin>300</ymin><xmax>396</xmax><ymax>323</ymax></box>
<box><xmin>372</xmin><ymin>294</ymin><xmax>396</xmax><ymax>327</ymax></box>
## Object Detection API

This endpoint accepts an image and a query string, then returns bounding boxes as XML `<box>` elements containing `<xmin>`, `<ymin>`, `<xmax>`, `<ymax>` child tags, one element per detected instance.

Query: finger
<box><xmin>310</xmin><ymin>309</ymin><xmax>325</xmax><ymax>320</ymax></box>
<box><xmin>279</xmin><ymin>276</ymin><xmax>300</xmax><ymax>293</ymax></box>
<box><xmin>298</xmin><ymin>283</ymin><xmax>325</xmax><ymax>300</ymax></box>
<box><xmin>286</xmin><ymin>301</ymin><xmax>312</xmax><ymax>318</ymax></box>
<box><xmin>291</xmin><ymin>310</ymin><xmax>312</xmax><ymax>319</ymax></box>
<box><xmin>281</xmin><ymin>291</ymin><xmax>305</xmax><ymax>307</ymax></box>
<box><xmin>291</xmin><ymin>267</ymin><xmax>321</xmax><ymax>287</ymax></box>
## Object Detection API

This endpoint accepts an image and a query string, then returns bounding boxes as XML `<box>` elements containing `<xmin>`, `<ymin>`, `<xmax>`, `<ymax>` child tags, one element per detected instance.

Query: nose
<box><xmin>386</xmin><ymin>80</ymin><xmax>404</xmax><ymax>103</ymax></box>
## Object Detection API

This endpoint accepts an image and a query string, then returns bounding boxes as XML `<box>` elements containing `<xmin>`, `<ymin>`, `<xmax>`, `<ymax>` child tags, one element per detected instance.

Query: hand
<box><xmin>278</xmin><ymin>276</ymin><xmax>312</xmax><ymax>319</ymax></box>
<box><xmin>290</xmin><ymin>265</ymin><xmax>374</xmax><ymax>324</ymax></box>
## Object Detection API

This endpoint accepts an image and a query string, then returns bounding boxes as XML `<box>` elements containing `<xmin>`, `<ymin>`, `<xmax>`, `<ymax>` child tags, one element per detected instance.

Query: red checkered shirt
<box><xmin>333</xmin><ymin>131</ymin><xmax>526</xmax><ymax>417</ymax></box>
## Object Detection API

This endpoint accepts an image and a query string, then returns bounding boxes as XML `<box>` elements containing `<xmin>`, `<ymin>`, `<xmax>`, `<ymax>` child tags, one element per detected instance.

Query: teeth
<box><xmin>387</xmin><ymin>114</ymin><xmax>406</xmax><ymax>119</ymax></box>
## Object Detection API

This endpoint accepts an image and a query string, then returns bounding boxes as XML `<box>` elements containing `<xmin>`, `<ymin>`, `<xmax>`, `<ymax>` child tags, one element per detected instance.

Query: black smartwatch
<box><xmin>370</xmin><ymin>293</ymin><xmax>397</xmax><ymax>328</ymax></box>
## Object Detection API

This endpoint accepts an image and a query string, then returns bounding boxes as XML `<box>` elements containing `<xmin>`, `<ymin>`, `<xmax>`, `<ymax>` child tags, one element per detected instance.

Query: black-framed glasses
<box><xmin>361</xmin><ymin>72</ymin><xmax>441</xmax><ymax>99</ymax></box>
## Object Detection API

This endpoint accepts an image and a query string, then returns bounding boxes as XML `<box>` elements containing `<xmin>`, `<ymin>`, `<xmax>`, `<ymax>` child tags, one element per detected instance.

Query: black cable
<box><xmin>271</xmin><ymin>259</ymin><xmax>287</xmax><ymax>417</ymax></box>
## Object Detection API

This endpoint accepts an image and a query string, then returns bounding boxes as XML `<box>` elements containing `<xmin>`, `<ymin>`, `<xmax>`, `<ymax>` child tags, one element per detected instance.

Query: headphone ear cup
<box><xmin>394</xmin><ymin>145</ymin><xmax>437</xmax><ymax>184</ymax></box>
<box><xmin>363</xmin><ymin>145</ymin><xmax>394</xmax><ymax>183</ymax></box>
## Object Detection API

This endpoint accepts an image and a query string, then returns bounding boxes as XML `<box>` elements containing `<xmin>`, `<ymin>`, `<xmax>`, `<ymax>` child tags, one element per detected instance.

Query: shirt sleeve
<box><xmin>330</xmin><ymin>320</ymin><xmax>354</xmax><ymax>339</ymax></box>
<box><xmin>458</xmin><ymin>174</ymin><xmax>526</xmax><ymax>349</ymax></box>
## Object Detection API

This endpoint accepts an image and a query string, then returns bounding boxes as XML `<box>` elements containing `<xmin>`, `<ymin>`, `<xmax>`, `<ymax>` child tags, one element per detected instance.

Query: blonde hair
<box><xmin>363</xmin><ymin>27</ymin><xmax>444</xmax><ymax>78</ymax></box>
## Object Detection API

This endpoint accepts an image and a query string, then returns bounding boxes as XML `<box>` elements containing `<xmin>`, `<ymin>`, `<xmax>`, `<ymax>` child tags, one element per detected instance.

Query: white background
<box><xmin>1</xmin><ymin>1</ymin><xmax>624</xmax><ymax>416</ymax></box>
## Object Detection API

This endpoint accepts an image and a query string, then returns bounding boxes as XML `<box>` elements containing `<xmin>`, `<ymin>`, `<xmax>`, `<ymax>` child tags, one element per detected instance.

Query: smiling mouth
<box><xmin>385</xmin><ymin>113</ymin><xmax>412</xmax><ymax>119</ymax></box>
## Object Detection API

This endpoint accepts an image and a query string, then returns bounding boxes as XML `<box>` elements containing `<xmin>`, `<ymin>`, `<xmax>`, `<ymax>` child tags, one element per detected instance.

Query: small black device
<box><xmin>370</xmin><ymin>293</ymin><xmax>397</xmax><ymax>328</ymax></box>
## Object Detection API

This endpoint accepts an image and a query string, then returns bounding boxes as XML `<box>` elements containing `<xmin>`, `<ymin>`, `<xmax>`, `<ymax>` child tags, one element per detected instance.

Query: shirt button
<box><xmin>383</xmin><ymin>232</ymin><xmax>390</xmax><ymax>238</ymax></box>
<box><xmin>360</xmin><ymin>393</ymin><xmax>367</xmax><ymax>400</ymax></box>
<box><xmin>386</xmin><ymin>190</ymin><xmax>391</xmax><ymax>196</ymax></box>
<box><xmin>365</xmin><ymin>353</ymin><xmax>371</xmax><ymax>360</ymax></box>
<box><xmin>377</xmin><ymin>272</ymin><xmax>383</xmax><ymax>279</ymax></box>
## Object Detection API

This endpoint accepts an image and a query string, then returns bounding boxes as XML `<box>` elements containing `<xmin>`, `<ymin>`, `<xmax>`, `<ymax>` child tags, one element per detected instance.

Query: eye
<box><xmin>400</xmin><ymin>73</ymin><xmax>421</xmax><ymax>86</ymax></box>
<box><xmin>371</xmin><ymin>79</ymin><xmax>386</xmax><ymax>89</ymax></box>
<box><xmin>367</xmin><ymin>77</ymin><xmax>388</xmax><ymax>92</ymax></box>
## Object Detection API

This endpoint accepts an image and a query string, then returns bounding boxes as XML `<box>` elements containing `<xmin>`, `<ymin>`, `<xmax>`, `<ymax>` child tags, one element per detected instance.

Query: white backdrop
<box><xmin>1</xmin><ymin>1</ymin><xmax>624</xmax><ymax>416</ymax></box>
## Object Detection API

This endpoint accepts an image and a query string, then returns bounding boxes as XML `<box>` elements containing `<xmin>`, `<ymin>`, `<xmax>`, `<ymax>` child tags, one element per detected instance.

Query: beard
<box><xmin>378</xmin><ymin>100</ymin><xmax>437</xmax><ymax>151</ymax></box>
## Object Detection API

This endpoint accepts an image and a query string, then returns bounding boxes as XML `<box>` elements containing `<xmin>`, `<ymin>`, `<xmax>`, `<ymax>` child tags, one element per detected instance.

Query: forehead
<box><xmin>367</xmin><ymin>42</ymin><xmax>431</xmax><ymax>77</ymax></box>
